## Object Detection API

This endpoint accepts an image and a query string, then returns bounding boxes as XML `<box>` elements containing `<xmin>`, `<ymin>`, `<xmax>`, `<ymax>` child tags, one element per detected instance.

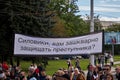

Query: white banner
<box><xmin>14</xmin><ymin>32</ymin><xmax>103</xmax><ymax>55</ymax></box>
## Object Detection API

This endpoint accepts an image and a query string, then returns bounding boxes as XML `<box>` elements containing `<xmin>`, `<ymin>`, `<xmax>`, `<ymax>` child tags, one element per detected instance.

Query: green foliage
<box><xmin>46</xmin><ymin>60</ymin><xmax>68</xmax><ymax>75</ymax></box>
<box><xmin>85</xmin><ymin>14</ymin><xmax>102</xmax><ymax>32</ymax></box>
<box><xmin>19</xmin><ymin>61</ymin><xmax>31</xmax><ymax>72</ymax></box>
<box><xmin>114</xmin><ymin>55</ymin><xmax>120</xmax><ymax>62</ymax></box>
<box><xmin>0</xmin><ymin>0</ymin><xmax>55</xmax><ymax>57</ymax></box>
<box><xmin>49</xmin><ymin>0</ymin><xmax>89</xmax><ymax>37</ymax></box>
<box><xmin>49</xmin><ymin>0</ymin><xmax>79</xmax><ymax>17</ymax></box>
<box><xmin>105</xmin><ymin>24</ymin><xmax>120</xmax><ymax>32</ymax></box>
<box><xmin>51</xmin><ymin>17</ymin><xmax>68</xmax><ymax>37</ymax></box>
<box><xmin>64</xmin><ymin>14</ymin><xmax>89</xmax><ymax>36</ymax></box>
<box><xmin>0</xmin><ymin>0</ymin><xmax>55</xmax><ymax>36</ymax></box>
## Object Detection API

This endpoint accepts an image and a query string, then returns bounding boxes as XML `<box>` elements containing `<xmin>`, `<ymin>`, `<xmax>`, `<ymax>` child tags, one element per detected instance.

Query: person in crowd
<box><xmin>15</xmin><ymin>66</ymin><xmax>21</xmax><ymax>78</ymax></box>
<box><xmin>53</xmin><ymin>69</ymin><xmax>69</xmax><ymax>80</ymax></box>
<box><xmin>68</xmin><ymin>64</ymin><xmax>74</xmax><ymax>79</ymax></box>
<box><xmin>29</xmin><ymin>64</ymin><xmax>34</xmax><ymax>70</ymax></box>
<box><xmin>1</xmin><ymin>59</ymin><xmax>119</xmax><ymax>80</ymax></box>
<box><xmin>75</xmin><ymin>57</ymin><xmax>81</xmax><ymax>71</ymax></box>
<box><xmin>8</xmin><ymin>65</ymin><xmax>12</xmax><ymax>72</ymax></box>
<box><xmin>45</xmin><ymin>75</ymin><xmax>52</xmax><ymax>80</ymax></box>
<box><xmin>39</xmin><ymin>69</ymin><xmax>47</xmax><ymax>80</ymax></box>
<box><xmin>109</xmin><ymin>54</ymin><xmax>114</xmax><ymax>66</ymax></box>
<box><xmin>115</xmin><ymin>66</ymin><xmax>120</xmax><ymax>80</ymax></box>
<box><xmin>2</xmin><ymin>61</ymin><xmax>9</xmax><ymax>71</ymax></box>
<box><xmin>67</xmin><ymin>58</ymin><xmax>71</xmax><ymax>69</ymax></box>
<box><xmin>96</xmin><ymin>64</ymin><xmax>102</xmax><ymax>72</ymax></box>
<box><xmin>63</xmin><ymin>69</ymin><xmax>70</xmax><ymax>80</ymax></box>
<box><xmin>100</xmin><ymin>55</ymin><xmax>105</xmax><ymax>67</ymax></box>
<box><xmin>104</xmin><ymin>52</ymin><xmax>109</xmax><ymax>65</ymax></box>
<box><xmin>30</xmin><ymin>65</ymin><xmax>39</xmax><ymax>79</ymax></box>
<box><xmin>86</xmin><ymin>63</ymin><xmax>94</xmax><ymax>80</ymax></box>
<box><xmin>0</xmin><ymin>63</ymin><xmax>2</xmax><ymax>71</ymax></box>
<box><xmin>19</xmin><ymin>71</ymin><xmax>27</xmax><ymax>80</ymax></box>
<box><xmin>93</xmin><ymin>67</ymin><xmax>99</xmax><ymax>80</ymax></box>
<box><xmin>4</xmin><ymin>70</ymin><xmax>11</xmax><ymax>80</ymax></box>
<box><xmin>106</xmin><ymin>73</ymin><xmax>114</xmax><ymax>80</ymax></box>
<box><xmin>27</xmin><ymin>70</ymin><xmax>37</xmax><ymax>80</ymax></box>
<box><xmin>38</xmin><ymin>63</ymin><xmax>43</xmax><ymax>75</ymax></box>
<box><xmin>10</xmin><ymin>68</ymin><xmax>16</xmax><ymax>79</ymax></box>
<box><xmin>99</xmin><ymin>65</ymin><xmax>113</xmax><ymax>80</ymax></box>
<box><xmin>34</xmin><ymin>66</ymin><xmax>40</xmax><ymax>77</ymax></box>
<box><xmin>0</xmin><ymin>70</ymin><xmax>6</xmax><ymax>80</ymax></box>
<box><xmin>94</xmin><ymin>56</ymin><xmax>97</xmax><ymax>66</ymax></box>
<box><xmin>97</xmin><ymin>55</ymin><xmax>101</xmax><ymax>65</ymax></box>
<box><xmin>70</xmin><ymin>68</ymin><xmax>85</xmax><ymax>80</ymax></box>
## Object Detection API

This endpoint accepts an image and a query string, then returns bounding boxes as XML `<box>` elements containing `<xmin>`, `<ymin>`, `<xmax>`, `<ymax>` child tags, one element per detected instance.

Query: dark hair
<box><xmin>0</xmin><ymin>70</ymin><xmax>3</xmax><ymax>74</ymax></box>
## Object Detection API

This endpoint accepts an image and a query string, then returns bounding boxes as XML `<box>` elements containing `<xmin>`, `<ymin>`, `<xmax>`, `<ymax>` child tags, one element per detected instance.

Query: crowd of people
<box><xmin>0</xmin><ymin>54</ymin><xmax>120</xmax><ymax>80</ymax></box>
<box><xmin>96</xmin><ymin>53</ymin><xmax>114</xmax><ymax>67</ymax></box>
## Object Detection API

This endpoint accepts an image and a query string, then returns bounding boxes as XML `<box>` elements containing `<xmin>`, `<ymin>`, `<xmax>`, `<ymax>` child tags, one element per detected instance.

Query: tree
<box><xmin>0</xmin><ymin>0</ymin><xmax>55</xmax><ymax>64</ymax></box>
<box><xmin>49</xmin><ymin>0</ymin><xmax>89</xmax><ymax>37</ymax></box>
<box><xmin>64</xmin><ymin>13</ymin><xmax>89</xmax><ymax>37</ymax></box>
<box><xmin>85</xmin><ymin>14</ymin><xmax>103</xmax><ymax>32</ymax></box>
<box><xmin>105</xmin><ymin>24</ymin><xmax>120</xmax><ymax>32</ymax></box>
<box><xmin>51</xmin><ymin>17</ymin><xmax>68</xmax><ymax>37</ymax></box>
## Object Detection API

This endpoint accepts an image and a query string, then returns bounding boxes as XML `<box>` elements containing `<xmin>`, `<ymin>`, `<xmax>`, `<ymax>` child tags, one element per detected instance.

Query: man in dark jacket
<box><xmin>115</xmin><ymin>66</ymin><xmax>120</xmax><ymax>80</ymax></box>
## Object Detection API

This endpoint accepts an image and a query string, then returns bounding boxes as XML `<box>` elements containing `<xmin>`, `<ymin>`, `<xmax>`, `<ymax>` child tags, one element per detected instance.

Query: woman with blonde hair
<box><xmin>70</xmin><ymin>68</ymin><xmax>85</xmax><ymax>80</ymax></box>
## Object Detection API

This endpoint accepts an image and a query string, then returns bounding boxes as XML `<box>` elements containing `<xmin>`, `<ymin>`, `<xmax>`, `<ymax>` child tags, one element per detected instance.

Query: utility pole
<box><xmin>90</xmin><ymin>0</ymin><xmax>95</xmax><ymax>66</ymax></box>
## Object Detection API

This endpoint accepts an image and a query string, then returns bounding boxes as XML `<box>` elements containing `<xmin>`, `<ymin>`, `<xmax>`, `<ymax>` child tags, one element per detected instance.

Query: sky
<box><xmin>77</xmin><ymin>0</ymin><xmax>120</xmax><ymax>21</ymax></box>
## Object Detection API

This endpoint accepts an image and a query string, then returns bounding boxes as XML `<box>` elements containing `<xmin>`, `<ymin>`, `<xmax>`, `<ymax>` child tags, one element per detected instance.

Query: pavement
<box><xmin>114</xmin><ymin>61</ymin><xmax>120</xmax><ymax>65</ymax></box>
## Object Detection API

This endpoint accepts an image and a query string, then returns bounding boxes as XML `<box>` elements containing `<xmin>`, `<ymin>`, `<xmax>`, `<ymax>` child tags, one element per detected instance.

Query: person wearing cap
<box><xmin>115</xmin><ymin>66</ymin><xmax>120</xmax><ymax>80</ymax></box>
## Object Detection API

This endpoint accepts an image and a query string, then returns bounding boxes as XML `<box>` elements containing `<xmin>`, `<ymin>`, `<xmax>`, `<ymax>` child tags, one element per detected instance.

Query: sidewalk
<box><xmin>114</xmin><ymin>61</ymin><xmax>120</xmax><ymax>65</ymax></box>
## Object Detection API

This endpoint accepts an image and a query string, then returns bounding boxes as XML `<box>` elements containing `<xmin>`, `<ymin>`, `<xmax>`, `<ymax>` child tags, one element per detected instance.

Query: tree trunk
<box><xmin>16</xmin><ymin>57</ymin><xmax>20</xmax><ymax>66</ymax></box>
<box><xmin>10</xmin><ymin>56</ymin><xmax>13</xmax><ymax>67</ymax></box>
